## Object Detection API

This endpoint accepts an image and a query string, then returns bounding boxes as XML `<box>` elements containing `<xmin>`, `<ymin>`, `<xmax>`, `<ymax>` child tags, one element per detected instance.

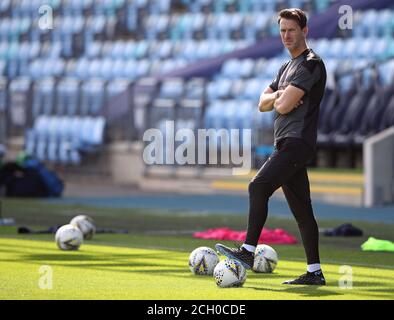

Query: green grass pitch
<box><xmin>0</xmin><ymin>199</ymin><xmax>393</xmax><ymax>300</ymax></box>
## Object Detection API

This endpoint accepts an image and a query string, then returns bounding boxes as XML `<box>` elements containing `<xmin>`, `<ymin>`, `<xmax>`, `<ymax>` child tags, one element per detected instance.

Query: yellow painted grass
<box><xmin>0</xmin><ymin>238</ymin><xmax>392</xmax><ymax>300</ymax></box>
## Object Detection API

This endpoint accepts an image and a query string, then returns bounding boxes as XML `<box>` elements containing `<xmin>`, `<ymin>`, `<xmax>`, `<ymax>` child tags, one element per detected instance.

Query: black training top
<box><xmin>269</xmin><ymin>48</ymin><xmax>327</xmax><ymax>150</ymax></box>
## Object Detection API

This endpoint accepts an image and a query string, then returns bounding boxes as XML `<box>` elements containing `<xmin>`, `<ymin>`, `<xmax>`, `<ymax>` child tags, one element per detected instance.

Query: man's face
<box><xmin>279</xmin><ymin>18</ymin><xmax>307</xmax><ymax>51</ymax></box>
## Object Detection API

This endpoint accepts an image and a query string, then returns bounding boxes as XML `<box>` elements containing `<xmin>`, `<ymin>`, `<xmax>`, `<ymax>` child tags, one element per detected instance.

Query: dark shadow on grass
<box><xmin>351</xmin><ymin>281</ymin><xmax>394</xmax><ymax>288</ymax></box>
<box><xmin>247</xmin><ymin>272</ymin><xmax>283</xmax><ymax>279</ymax></box>
<box><xmin>18</xmin><ymin>251</ymin><xmax>181</xmax><ymax>262</ymax></box>
<box><xmin>247</xmin><ymin>284</ymin><xmax>344</xmax><ymax>298</ymax></box>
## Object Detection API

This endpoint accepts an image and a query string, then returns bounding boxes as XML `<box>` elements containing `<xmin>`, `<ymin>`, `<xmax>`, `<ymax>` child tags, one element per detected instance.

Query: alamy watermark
<box><xmin>38</xmin><ymin>5</ymin><xmax>54</xmax><ymax>30</ymax></box>
<box><xmin>142</xmin><ymin>121</ymin><xmax>252</xmax><ymax>175</ymax></box>
<box><xmin>338</xmin><ymin>265</ymin><xmax>353</xmax><ymax>289</ymax></box>
<box><xmin>338</xmin><ymin>5</ymin><xmax>353</xmax><ymax>30</ymax></box>
<box><xmin>38</xmin><ymin>265</ymin><xmax>53</xmax><ymax>290</ymax></box>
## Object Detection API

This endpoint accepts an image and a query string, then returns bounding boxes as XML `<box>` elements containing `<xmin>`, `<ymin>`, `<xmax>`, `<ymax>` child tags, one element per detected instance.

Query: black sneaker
<box><xmin>283</xmin><ymin>270</ymin><xmax>326</xmax><ymax>285</ymax></box>
<box><xmin>215</xmin><ymin>243</ymin><xmax>254</xmax><ymax>269</ymax></box>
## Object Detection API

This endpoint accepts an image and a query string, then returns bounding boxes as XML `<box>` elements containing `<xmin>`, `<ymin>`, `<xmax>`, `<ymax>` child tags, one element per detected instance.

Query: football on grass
<box><xmin>253</xmin><ymin>244</ymin><xmax>278</xmax><ymax>273</ymax></box>
<box><xmin>55</xmin><ymin>224</ymin><xmax>83</xmax><ymax>250</ymax></box>
<box><xmin>70</xmin><ymin>215</ymin><xmax>96</xmax><ymax>240</ymax></box>
<box><xmin>189</xmin><ymin>246</ymin><xmax>220</xmax><ymax>275</ymax></box>
<box><xmin>213</xmin><ymin>259</ymin><xmax>247</xmax><ymax>288</ymax></box>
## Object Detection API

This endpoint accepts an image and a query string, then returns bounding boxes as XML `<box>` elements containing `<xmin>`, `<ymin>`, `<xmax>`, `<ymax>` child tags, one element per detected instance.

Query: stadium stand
<box><xmin>0</xmin><ymin>0</ymin><xmax>393</xmax><ymax>170</ymax></box>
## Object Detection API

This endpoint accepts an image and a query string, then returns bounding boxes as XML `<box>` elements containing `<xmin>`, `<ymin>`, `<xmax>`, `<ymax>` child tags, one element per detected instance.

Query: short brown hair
<box><xmin>277</xmin><ymin>8</ymin><xmax>307</xmax><ymax>29</ymax></box>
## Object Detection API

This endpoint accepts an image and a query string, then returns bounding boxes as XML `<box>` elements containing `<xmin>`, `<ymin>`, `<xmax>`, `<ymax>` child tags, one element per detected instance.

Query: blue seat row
<box><xmin>180</xmin><ymin>0</ymin><xmax>328</xmax><ymax>14</ymax></box>
<box><xmin>317</xmin><ymin>71</ymin><xmax>394</xmax><ymax>149</ymax></box>
<box><xmin>30</xmin><ymin>77</ymin><xmax>131</xmax><ymax>117</ymax></box>
<box><xmin>308</xmin><ymin>37</ymin><xmax>394</xmax><ymax>61</ymax></box>
<box><xmin>83</xmin><ymin>39</ymin><xmax>252</xmax><ymax>61</ymax></box>
<box><xmin>25</xmin><ymin>115</ymin><xmax>106</xmax><ymax>164</ymax></box>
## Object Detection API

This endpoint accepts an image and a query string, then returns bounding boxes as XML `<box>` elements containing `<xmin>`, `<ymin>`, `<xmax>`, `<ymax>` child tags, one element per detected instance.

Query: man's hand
<box><xmin>275</xmin><ymin>89</ymin><xmax>285</xmax><ymax>100</ymax></box>
<box><xmin>295</xmin><ymin>99</ymin><xmax>303</xmax><ymax>108</ymax></box>
<box><xmin>274</xmin><ymin>85</ymin><xmax>305</xmax><ymax>114</ymax></box>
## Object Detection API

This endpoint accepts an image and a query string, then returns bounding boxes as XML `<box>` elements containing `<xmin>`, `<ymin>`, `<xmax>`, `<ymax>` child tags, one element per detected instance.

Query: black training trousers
<box><xmin>245</xmin><ymin>137</ymin><xmax>320</xmax><ymax>264</ymax></box>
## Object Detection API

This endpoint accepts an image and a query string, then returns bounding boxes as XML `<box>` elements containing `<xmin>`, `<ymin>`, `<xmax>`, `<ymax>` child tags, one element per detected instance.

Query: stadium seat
<box><xmin>378</xmin><ymin>95</ymin><xmax>394</xmax><ymax>132</ymax></box>
<box><xmin>56</xmin><ymin>78</ymin><xmax>80</xmax><ymax>115</ymax></box>
<box><xmin>32</xmin><ymin>77</ymin><xmax>56</xmax><ymax>117</ymax></box>
<box><xmin>352</xmin><ymin>88</ymin><xmax>390</xmax><ymax>146</ymax></box>
<box><xmin>330</xmin><ymin>80</ymin><xmax>374</xmax><ymax>148</ymax></box>
<box><xmin>80</xmin><ymin>79</ymin><xmax>106</xmax><ymax>115</ymax></box>
<box><xmin>317</xmin><ymin>74</ymin><xmax>357</xmax><ymax>147</ymax></box>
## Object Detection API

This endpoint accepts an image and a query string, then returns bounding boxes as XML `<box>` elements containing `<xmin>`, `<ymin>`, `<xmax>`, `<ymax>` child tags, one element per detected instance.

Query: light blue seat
<box><xmin>100</xmin><ymin>58</ymin><xmax>114</xmax><ymax>80</ymax></box>
<box><xmin>324</xmin><ymin>59</ymin><xmax>339</xmax><ymax>75</ymax></box>
<box><xmin>90</xmin><ymin>117</ymin><xmax>106</xmax><ymax>146</ymax></box>
<box><xmin>229</xmin><ymin>13</ymin><xmax>244</xmax><ymax>37</ymax></box>
<box><xmin>0</xmin><ymin>0</ymin><xmax>11</xmax><ymax>16</ymax></box>
<box><xmin>123</xmin><ymin>41</ymin><xmax>136</xmax><ymax>59</ymax></box>
<box><xmin>134</xmin><ymin>40</ymin><xmax>149</xmax><ymax>59</ymax></box>
<box><xmin>264</xmin><ymin>58</ymin><xmax>285</xmax><ymax>79</ymax></box>
<box><xmin>159</xmin><ymin>78</ymin><xmax>184</xmax><ymax>100</ymax></box>
<box><xmin>173</xmin><ymin>58</ymin><xmax>187</xmax><ymax>70</ymax></box>
<box><xmin>88</xmin><ymin>59</ymin><xmax>102</xmax><ymax>78</ymax></box>
<box><xmin>159</xmin><ymin>60</ymin><xmax>178</xmax><ymax>74</ymax></box>
<box><xmin>80</xmin><ymin>79</ymin><xmax>106</xmax><ymax>115</ymax></box>
<box><xmin>122</xmin><ymin>59</ymin><xmax>138</xmax><ymax>80</ymax></box>
<box><xmin>242</xmin><ymin>78</ymin><xmax>263</xmax><ymax>100</ymax></box>
<box><xmin>33</xmin><ymin>115</ymin><xmax>50</xmax><ymax>161</ymax></box>
<box><xmin>378</xmin><ymin>59</ymin><xmax>394</xmax><ymax>87</ymax></box>
<box><xmin>207</xmin><ymin>79</ymin><xmax>232</xmax><ymax>100</ymax></box>
<box><xmin>314</xmin><ymin>38</ymin><xmax>331</xmax><ymax>60</ymax></box>
<box><xmin>45</xmin><ymin>42</ymin><xmax>63</xmax><ymax>59</ymax></box>
<box><xmin>239</xmin><ymin>59</ymin><xmax>254</xmax><ymax>79</ymax></box>
<box><xmin>149</xmin><ymin>0</ymin><xmax>170</xmax><ymax>14</ymax></box>
<box><xmin>25</xmin><ymin>129</ymin><xmax>36</xmax><ymax>156</ymax></box>
<box><xmin>337</xmin><ymin>74</ymin><xmax>355</xmax><ymax>93</ymax></box>
<box><xmin>57</xmin><ymin>116</ymin><xmax>70</xmax><ymax>141</ymax></box>
<box><xmin>196</xmin><ymin>40</ymin><xmax>214</xmax><ymax>59</ymax></box>
<box><xmin>135</xmin><ymin>59</ymin><xmax>150</xmax><ymax>78</ymax></box>
<box><xmin>0</xmin><ymin>19</ymin><xmax>10</xmax><ymax>42</ymax></box>
<box><xmin>357</xmin><ymin>40</ymin><xmax>374</xmax><ymax>59</ymax></box>
<box><xmin>380</xmin><ymin>10</ymin><xmax>394</xmax><ymax>37</ymax></box>
<box><xmin>219</xmin><ymin>40</ymin><xmax>236</xmax><ymax>55</ymax></box>
<box><xmin>32</xmin><ymin>77</ymin><xmax>56</xmax><ymax>117</ymax></box>
<box><xmin>34</xmin><ymin>116</ymin><xmax>51</xmax><ymax>139</ymax></box>
<box><xmin>343</xmin><ymin>38</ymin><xmax>358</xmax><ymax>59</ymax></box>
<box><xmin>221</xmin><ymin>58</ymin><xmax>241</xmax><ymax>79</ymax></box>
<box><xmin>56</xmin><ymin>78</ymin><xmax>80</xmax><ymax>115</ymax></box>
<box><xmin>364</xmin><ymin>10</ymin><xmax>379</xmax><ymax>38</ymax></box>
<box><xmin>75</xmin><ymin>58</ymin><xmax>90</xmax><ymax>80</ymax></box>
<box><xmin>222</xmin><ymin>100</ymin><xmax>238</xmax><ymax>130</ymax></box>
<box><xmin>79</xmin><ymin>117</ymin><xmax>94</xmax><ymax>150</ymax></box>
<box><xmin>327</xmin><ymin>38</ymin><xmax>344</xmax><ymax>59</ymax></box>
<box><xmin>366</xmin><ymin>38</ymin><xmax>388</xmax><ymax>60</ymax></box>
<box><xmin>208</xmin><ymin>40</ymin><xmax>224</xmax><ymax>57</ymax></box>
<box><xmin>46</xmin><ymin>117</ymin><xmax>60</xmax><ymax>162</ymax></box>
<box><xmin>107</xmin><ymin>79</ymin><xmax>132</xmax><ymax>98</ymax></box>
<box><xmin>251</xmin><ymin>0</ymin><xmax>276</xmax><ymax>12</ymax></box>
<box><xmin>110</xmin><ymin>41</ymin><xmax>125</xmax><ymax>59</ymax></box>
<box><xmin>41</xmin><ymin>58</ymin><xmax>65</xmax><ymax>79</ymax></box>
<box><xmin>180</xmin><ymin>40</ymin><xmax>198</xmax><ymax>61</ymax></box>
<box><xmin>216</xmin><ymin>13</ymin><xmax>233</xmax><ymax>39</ymax></box>
<box><xmin>85</xmin><ymin>41</ymin><xmax>102</xmax><ymax>59</ymax></box>
<box><xmin>157</xmin><ymin>40</ymin><xmax>173</xmax><ymax>59</ymax></box>
<box><xmin>111</xmin><ymin>59</ymin><xmax>126</xmax><ymax>79</ymax></box>
<box><xmin>149</xmin><ymin>59</ymin><xmax>162</xmax><ymax>76</ymax></box>
<box><xmin>204</xmin><ymin>100</ymin><xmax>225</xmax><ymax>130</ymax></box>
<box><xmin>236</xmin><ymin>100</ymin><xmax>254</xmax><ymax>130</ymax></box>
<box><xmin>191</xmin><ymin>13</ymin><xmax>205</xmax><ymax>36</ymax></box>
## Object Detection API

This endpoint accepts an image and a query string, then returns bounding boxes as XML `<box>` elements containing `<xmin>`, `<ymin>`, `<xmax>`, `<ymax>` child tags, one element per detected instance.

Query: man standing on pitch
<box><xmin>216</xmin><ymin>8</ymin><xmax>327</xmax><ymax>285</ymax></box>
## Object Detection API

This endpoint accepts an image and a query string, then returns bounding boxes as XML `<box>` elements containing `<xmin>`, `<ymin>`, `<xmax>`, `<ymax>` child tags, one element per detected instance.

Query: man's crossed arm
<box><xmin>258</xmin><ymin>85</ymin><xmax>305</xmax><ymax>114</ymax></box>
